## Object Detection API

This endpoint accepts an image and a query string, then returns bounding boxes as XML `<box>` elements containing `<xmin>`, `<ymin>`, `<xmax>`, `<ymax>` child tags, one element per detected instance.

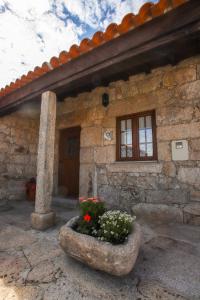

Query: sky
<box><xmin>0</xmin><ymin>0</ymin><xmax>158</xmax><ymax>88</ymax></box>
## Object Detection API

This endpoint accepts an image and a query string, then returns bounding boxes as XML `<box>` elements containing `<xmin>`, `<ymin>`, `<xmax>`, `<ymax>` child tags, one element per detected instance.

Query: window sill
<box><xmin>114</xmin><ymin>160</ymin><xmax>159</xmax><ymax>163</ymax></box>
<box><xmin>107</xmin><ymin>160</ymin><xmax>162</xmax><ymax>173</ymax></box>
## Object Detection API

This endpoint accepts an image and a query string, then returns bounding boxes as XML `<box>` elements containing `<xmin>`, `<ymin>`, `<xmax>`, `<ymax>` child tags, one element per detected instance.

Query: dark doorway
<box><xmin>58</xmin><ymin>126</ymin><xmax>81</xmax><ymax>197</ymax></box>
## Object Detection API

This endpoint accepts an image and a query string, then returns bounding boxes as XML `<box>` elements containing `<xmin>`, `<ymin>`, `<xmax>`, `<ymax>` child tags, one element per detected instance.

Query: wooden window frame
<box><xmin>116</xmin><ymin>110</ymin><xmax>157</xmax><ymax>161</ymax></box>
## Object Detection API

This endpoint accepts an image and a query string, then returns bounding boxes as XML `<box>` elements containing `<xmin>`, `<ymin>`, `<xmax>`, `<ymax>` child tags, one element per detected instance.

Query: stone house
<box><xmin>0</xmin><ymin>0</ymin><xmax>200</xmax><ymax>229</ymax></box>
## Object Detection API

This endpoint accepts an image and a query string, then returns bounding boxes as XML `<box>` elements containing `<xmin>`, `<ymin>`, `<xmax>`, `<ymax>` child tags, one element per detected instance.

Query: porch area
<box><xmin>0</xmin><ymin>200</ymin><xmax>200</xmax><ymax>300</ymax></box>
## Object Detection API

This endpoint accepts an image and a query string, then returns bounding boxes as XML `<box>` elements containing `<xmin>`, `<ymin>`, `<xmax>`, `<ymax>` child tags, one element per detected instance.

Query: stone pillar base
<box><xmin>31</xmin><ymin>212</ymin><xmax>56</xmax><ymax>230</ymax></box>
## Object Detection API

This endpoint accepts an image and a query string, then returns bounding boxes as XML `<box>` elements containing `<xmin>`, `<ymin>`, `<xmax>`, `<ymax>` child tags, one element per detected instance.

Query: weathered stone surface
<box><xmin>94</xmin><ymin>145</ymin><xmax>115</xmax><ymax>164</ymax></box>
<box><xmin>163</xmin><ymin>66</ymin><xmax>196</xmax><ymax>87</ymax></box>
<box><xmin>54</xmin><ymin>55</ymin><xmax>200</xmax><ymax>216</ymax></box>
<box><xmin>136</xmin><ymin>234</ymin><xmax>200</xmax><ymax>298</ymax></box>
<box><xmin>126</xmin><ymin>174</ymin><xmax>158</xmax><ymax>190</ymax></box>
<box><xmin>98</xmin><ymin>184</ymin><xmax>138</xmax><ymax>211</ymax></box>
<box><xmin>107</xmin><ymin>162</ymin><xmax>162</xmax><ymax>174</ymax></box>
<box><xmin>84</xmin><ymin>106</ymin><xmax>106</xmax><ymax>124</ymax></box>
<box><xmin>79</xmin><ymin>163</ymin><xmax>94</xmax><ymax>196</ymax></box>
<box><xmin>157</xmin><ymin>106</ymin><xmax>194</xmax><ymax>126</ymax></box>
<box><xmin>136</xmin><ymin>280</ymin><xmax>186</xmax><ymax>300</ymax></box>
<box><xmin>190</xmin><ymin>190</ymin><xmax>200</xmax><ymax>202</ymax></box>
<box><xmin>129</xmin><ymin>72</ymin><xmax>146</xmax><ymax>82</ymax></box>
<box><xmin>132</xmin><ymin>203</ymin><xmax>183</xmax><ymax>224</ymax></box>
<box><xmin>115</xmin><ymin>93</ymin><xmax>156</xmax><ymax>114</ymax></box>
<box><xmin>23</xmin><ymin>239</ymin><xmax>62</xmax><ymax>267</ymax></box>
<box><xmin>136</xmin><ymin>75</ymin><xmax>162</xmax><ymax>93</ymax></box>
<box><xmin>0</xmin><ymin>226</ymin><xmax>36</xmax><ymax>251</ymax></box>
<box><xmin>13</xmin><ymin>285</ymin><xmax>44</xmax><ymax>300</ymax></box>
<box><xmin>2</xmin><ymin>55</ymin><xmax>200</xmax><ymax>222</ymax></box>
<box><xmin>34</xmin><ymin>91</ymin><xmax>57</xmax><ymax>216</ymax></box>
<box><xmin>183</xmin><ymin>203</ymin><xmax>200</xmax><ymax>225</ymax></box>
<box><xmin>27</xmin><ymin>260</ymin><xmax>56</xmax><ymax>283</ymax></box>
<box><xmin>190</xmin><ymin>138</ymin><xmax>200</xmax><ymax>160</ymax></box>
<box><xmin>162</xmin><ymin>162</ymin><xmax>176</xmax><ymax>177</ymax></box>
<box><xmin>0</xmin><ymin>199</ymin><xmax>11</xmax><ymax>212</ymax></box>
<box><xmin>145</xmin><ymin>189</ymin><xmax>189</xmax><ymax>204</ymax></box>
<box><xmin>1</xmin><ymin>201</ymin><xmax>200</xmax><ymax>299</ymax></box>
<box><xmin>81</xmin><ymin>127</ymin><xmax>102</xmax><ymax>147</ymax></box>
<box><xmin>59</xmin><ymin>217</ymin><xmax>141</xmax><ymax>276</ymax></box>
<box><xmin>0</xmin><ymin>115</ymin><xmax>39</xmax><ymax>201</ymax></box>
<box><xmin>31</xmin><ymin>211</ymin><xmax>56</xmax><ymax>230</ymax></box>
<box><xmin>0</xmin><ymin>251</ymin><xmax>29</xmax><ymax>285</ymax></box>
<box><xmin>57</xmin><ymin>110</ymin><xmax>85</xmax><ymax>129</ymax></box>
<box><xmin>80</xmin><ymin>147</ymin><xmax>94</xmax><ymax>163</ymax></box>
<box><xmin>175</xmin><ymin>80</ymin><xmax>200</xmax><ymax>100</ymax></box>
<box><xmin>157</xmin><ymin>122</ymin><xmax>200</xmax><ymax>141</ymax></box>
<box><xmin>178</xmin><ymin>167</ymin><xmax>200</xmax><ymax>188</ymax></box>
<box><xmin>197</xmin><ymin>64</ymin><xmax>200</xmax><ymax>80</ymax></box>
<box><xmin>154</xmin><ymin>88</ymin><xmax>174</xmax><ymax>106</ymax></box>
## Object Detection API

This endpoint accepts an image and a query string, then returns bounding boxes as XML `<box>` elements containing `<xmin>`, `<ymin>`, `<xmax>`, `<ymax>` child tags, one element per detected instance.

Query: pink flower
<box><xmin>79</xmin><ymin>197</ymin><xmax>85</xmax><ymax>202</ymax></box>
<box><xmin>88</xmin><ymin>197</ymin><xmax>94</xmax><ymax>201</ymax></box>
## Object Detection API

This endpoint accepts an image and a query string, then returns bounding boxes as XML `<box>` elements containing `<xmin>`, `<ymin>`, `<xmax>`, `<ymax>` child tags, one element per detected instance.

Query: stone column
<box><xmin>31</xmin><ymin>91</ymin><xmax>57</xmax><ymax>230</ymax></box>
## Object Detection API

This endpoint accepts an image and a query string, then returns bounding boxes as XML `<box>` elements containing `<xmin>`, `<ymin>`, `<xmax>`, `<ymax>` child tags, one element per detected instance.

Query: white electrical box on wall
<box><xmin>171</xmin><ymin>140</ymin><xmax>189</xmax><ymax>161</ymax></box>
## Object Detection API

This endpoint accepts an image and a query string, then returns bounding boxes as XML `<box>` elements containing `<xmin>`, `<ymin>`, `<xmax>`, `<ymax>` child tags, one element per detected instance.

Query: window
<box><xmin>116</xmin><ymin>110</ymin><xmax>157</xmax><ymax>161</ymax></box>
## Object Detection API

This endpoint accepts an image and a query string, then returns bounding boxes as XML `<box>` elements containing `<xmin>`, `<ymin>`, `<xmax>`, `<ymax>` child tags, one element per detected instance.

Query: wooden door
<box><xmin>58</xmin><ymin>127</ymin><xmax>81</xmax><ymax>197</ymax></box>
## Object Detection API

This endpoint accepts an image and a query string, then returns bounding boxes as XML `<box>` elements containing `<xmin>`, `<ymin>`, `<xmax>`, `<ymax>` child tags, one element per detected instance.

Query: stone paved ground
<box><xmin>0</xmin><ymin>200</ymin><xmax>200</xmax><ymax>300</ymax></box>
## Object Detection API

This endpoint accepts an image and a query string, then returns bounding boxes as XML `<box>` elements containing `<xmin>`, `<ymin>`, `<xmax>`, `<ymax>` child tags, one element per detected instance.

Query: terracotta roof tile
<box><xmin>50</xmin><ymin>56</ymin><xmax>60</xmax><ymax>68</ymax></box>
<box><xmin>80</xmin><ymin>38</ymin><xmax>94</xmax><ymax>52</ymax></box>
<box><xmin>21</xmin><ymin>75</ymin><xmax>30</xmax><ymax>84</ymax></box>
<box><xmin>92</xmin><ymin>31</ymin><xmax>105</xmax><ymax>46</ymax></box>
<box><xmin>137</xmin><ymin>2</ymin><xmax>154</xmax><ymax>23</ymax></box>
<box><xmin>119</xmin><ymin>13</ymin><xmax>135</xmax><ymax>33</ymax></box>
<box><xmin>26</xmin><ymin>71</ymin><xmax>36</xmax><ymax>80</ymax></box>
<box><xmin>69</xmin><ymin>44</ymin><xmax>81</xmax><ymax>59</ymax></box>
<box><xmin>42</xmin><ymin>62</ymin><xmax>52</xmax><ymax>72</ymax></box>
<box><xmin>59</xmin><ymin>51</ymin><xmax>71</xmax><ymax>64</ymax></box>
<box><xmin>0</xmin><ymin>0</ymin><xmax>188</xmax><ymax>98</ymax></box>
<box><xmin>104</xmin><ymin>23</ymin><xmax>119</xmax><ymax>41</ymax></box>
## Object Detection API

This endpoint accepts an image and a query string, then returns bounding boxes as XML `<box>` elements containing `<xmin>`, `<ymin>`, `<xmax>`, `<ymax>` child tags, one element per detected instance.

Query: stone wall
<box><xmin>0</xmin><ymin>113</ymin><xmax>39</xmax><ymax>201</ymax></box>
<box><xmin>57</xmin><ymin>55</ymin><xmax>199</xmax><ymax>224</ymax></box>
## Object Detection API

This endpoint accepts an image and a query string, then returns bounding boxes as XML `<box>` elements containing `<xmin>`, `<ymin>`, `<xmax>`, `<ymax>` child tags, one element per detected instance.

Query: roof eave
<box><xmin>0</xmin><ymin>0</ymin><xmax>200</xmax><ymax>116</ymax></box>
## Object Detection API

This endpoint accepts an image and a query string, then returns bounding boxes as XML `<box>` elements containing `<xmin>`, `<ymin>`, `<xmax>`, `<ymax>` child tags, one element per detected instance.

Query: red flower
<box><xmin>84</xmin><ymin>214</ymin><xmax>91</xmax><ymax>222</ymax></box>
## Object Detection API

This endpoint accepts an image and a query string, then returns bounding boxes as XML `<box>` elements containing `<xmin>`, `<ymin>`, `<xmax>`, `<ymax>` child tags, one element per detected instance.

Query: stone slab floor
<box><xmin>0</xmin><ymin>200</ymin><xmax>200</xmax><ymax>300</ymax></box>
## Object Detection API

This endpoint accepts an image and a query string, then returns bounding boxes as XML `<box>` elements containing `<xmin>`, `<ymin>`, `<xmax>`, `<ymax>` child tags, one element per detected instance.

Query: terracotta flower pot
<box><xmin>25</xmin><ymin>179</ymin><xmax>36</xmax><ymax>201</ymax></box>
<box><xmin>27</xmin><ymin>188</ymin><xmax>36</xmax><ymax>201</ymax></box>
<box><xmin>59</xmin><ymin>216</ymin><xmax>142</xmax><ymax>276</ymax></box>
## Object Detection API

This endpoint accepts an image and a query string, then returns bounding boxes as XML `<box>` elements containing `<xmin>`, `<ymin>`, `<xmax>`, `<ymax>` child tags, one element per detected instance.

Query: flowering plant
<box><xmin>75</xmin><ymin>197</ymin><xmax>105</xmax><ymax>236</ymax></box>
<box><xmin>74</xmin><ymin>197</ymin><xmax>135</xmax><ymax>244</ymax></box>
<box><xmin>97</xmin><ymin>210</ymin><xmax>136</xmax><ymax>244</ymax></box>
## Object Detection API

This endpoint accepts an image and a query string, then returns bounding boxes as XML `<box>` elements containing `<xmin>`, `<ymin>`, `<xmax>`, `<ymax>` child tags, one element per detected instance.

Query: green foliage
<box><xmin>74</xmin><ymin>199</ymin><xmax>136</xmax><ymax>245</ymax></box>
<box><xmin>80</xmin><ymin>199</ymin><xmax>105</xmax><ymax>219</ymax></box>
<box><xmin>98</xmin><ymin>210</ymin><xmax>136</xmax><ymax>244</ymax></box>
<box><xmin>75</xmin><ymin>198</ymin><xmax>105</xmax><ymax>236</ymax></box>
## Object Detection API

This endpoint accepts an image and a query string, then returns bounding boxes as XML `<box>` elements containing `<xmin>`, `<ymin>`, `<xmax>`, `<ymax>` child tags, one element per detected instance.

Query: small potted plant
<box><xmin>59</xmin><ymin>197</ymin><xmax>141</xmax><ymax>276</ymax></box>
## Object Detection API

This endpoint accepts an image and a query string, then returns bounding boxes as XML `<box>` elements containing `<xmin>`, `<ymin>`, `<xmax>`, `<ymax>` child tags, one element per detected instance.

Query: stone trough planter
<box><xmin>59</xmin><ymin>216</ymin><xmax>142</xmax><ymax>276</ymax></box>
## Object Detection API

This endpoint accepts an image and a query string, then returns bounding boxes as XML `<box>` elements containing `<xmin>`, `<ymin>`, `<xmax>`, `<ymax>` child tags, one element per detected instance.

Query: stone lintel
<box><xmin>31</xmin><ymin>212</ymin><xmax>55</xmax><ymax>230</ymax></box>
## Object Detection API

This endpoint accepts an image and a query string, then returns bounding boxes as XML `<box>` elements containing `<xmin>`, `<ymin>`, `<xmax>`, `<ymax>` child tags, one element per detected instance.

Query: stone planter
<box><xmin>59</xmin><ymin>216</ymin><xmax>142</xmax><ymax>276</ymax></box>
